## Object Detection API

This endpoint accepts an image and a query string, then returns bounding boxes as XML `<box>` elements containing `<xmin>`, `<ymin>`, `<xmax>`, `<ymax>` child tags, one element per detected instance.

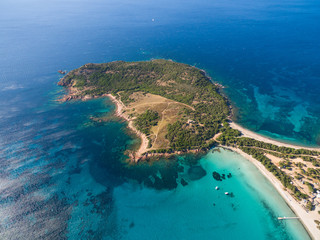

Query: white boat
<box><xmin>215</xmin><ymin>186</ymin><xmax>219</xmax><ymax>190</ymax></box>
<box><xmin>225</xmin><ymin>192</ymin><xmax>229</xmax><ymax>195</ymax></box>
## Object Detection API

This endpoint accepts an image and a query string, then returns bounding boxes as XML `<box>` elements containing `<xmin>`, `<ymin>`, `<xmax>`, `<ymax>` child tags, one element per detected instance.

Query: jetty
<box><xmin>277</xmin><ymin>216</ymin><xmax>300</xmax><ymax>220</ymax></box>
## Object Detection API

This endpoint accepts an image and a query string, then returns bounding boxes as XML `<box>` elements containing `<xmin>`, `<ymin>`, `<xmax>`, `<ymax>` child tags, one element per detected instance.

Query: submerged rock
<box><xmin>231</xmin><ymin>203</ymin><xmax>237</xmax><ymax>211</ymax></box>
<box><xmin>181</xmin><ymin>178</ymin><xmax>188</xmax><ymax>186</ymax></box>
<box><xmin>212</xmin><ymin>171</ymin><xmax>222</xmax><ymax>181</ymax></box>
<box><xmin>188</xmin><ymin>166</ymin><xmax>206</xmax><ymax>181</ymax></box>
<box><xmin>129</xmin><ymin>222</ymin><xmax>135</xmax><ymax>228</ymax></box>
<box><xmin>227</xmin><ymin>173</ymin><xmax>232</xmax><ymax>178</ymax></box>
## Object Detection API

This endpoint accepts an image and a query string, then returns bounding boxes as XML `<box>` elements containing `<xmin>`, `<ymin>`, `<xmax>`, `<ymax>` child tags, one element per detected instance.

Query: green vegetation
<box><xmin>301</xmin><ymin>156</ymin><xmax>320</xmax><ymax>166</ymax></box>
<box><xmin>279</xmin><ymin>160</ymin><xmax>292</xmax><ymax>170</ymax></box>
<box><xmin>134</xmin><ymin>110</ymin><xmax>159</xmax><ymax>135</ymax></box>
<box><xmin>306</xmin><ymin>201</ymin><xmax>314</xmax><ymax>211</ymax></box>
<box><xmin>59</xmin><ymin>59</ymin><xmax>230</xmax><ymax>151</ymax></box>
<box><xmin>60</xmin><ymin>59</ymin><xmax>227</xmax><ymax>107</ymax></box>
<box><xmin>217</xmin><ymin>122</ymin><xmax>241</xmax><ymax>143</ymax></box>
<box><xmin>305</xmin><ymin>168</ymin><xmax>320</xmax><ymax>181</ymax></box>
<box><xmin>60</xmin><ymin>59</ymin><xmax>320</xmax><ymax>204</ymax></box>
<box><xmin>165</xmin><ymin>121</ymin><xmax>218</xmax><ymax>150</ymax></box>
<box><xmin>219</xmin><ymin>135</ymin><xmax>320</xmax><ymax>156</ymax></box>
<box><xmin>304</xmin><ymin>181</ymin><xmax>315</xmax><ymax>193</ymax></box>
<box><xmin>294</xmin><ymin>173</ymin><xmax>303</xmax><ymax>180</ymax></box>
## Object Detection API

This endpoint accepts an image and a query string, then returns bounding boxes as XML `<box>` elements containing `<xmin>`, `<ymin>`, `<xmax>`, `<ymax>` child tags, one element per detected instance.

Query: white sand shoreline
<box><xmin>230</xmin><ymin>121</ymin><xmax>320</xmax><ymax>151</ymax></box>
<box><xmin>107</xmin><ymin>94</ymin><xmax>149</xmax><ymax>162</ymax></box>
<box><xmin>223</xmin><ymin>145</ymin><xmax>319</xmax><ymax>239</ymax></box>
<box><xmin>229</xmin><ymin>121</ymin><xmax>320</xmax><ymax>239</ymax></box>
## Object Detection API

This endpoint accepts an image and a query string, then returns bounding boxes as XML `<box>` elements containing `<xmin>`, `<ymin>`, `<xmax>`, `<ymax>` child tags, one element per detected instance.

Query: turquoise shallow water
<box><xmin>1</xmin><ymin>0</ymin><xmax>319</xmax><ymax>238</ymax></box>
<box><xmin>0</xmin><ymin>94</ymin><xmax>312</xmax><ymax>239</ymax></box>
<box><xmin>113</xmin><ymin>149</ymin><xmax>310</xmax><ymax>240</ymax></box>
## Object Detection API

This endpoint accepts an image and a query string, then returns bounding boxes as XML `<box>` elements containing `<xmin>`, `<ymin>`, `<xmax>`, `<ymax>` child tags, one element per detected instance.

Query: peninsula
<box><xmin>58</xmin><ymin>59</ymin><xmax>320</xmax><ymax>239</ymax></box>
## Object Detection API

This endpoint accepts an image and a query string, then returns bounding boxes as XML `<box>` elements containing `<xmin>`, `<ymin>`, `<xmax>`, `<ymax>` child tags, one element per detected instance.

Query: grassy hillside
<box><xmin>59</xmin><ymin>59</ymin><xmax>230</xmax><ymax>151</ymax></box>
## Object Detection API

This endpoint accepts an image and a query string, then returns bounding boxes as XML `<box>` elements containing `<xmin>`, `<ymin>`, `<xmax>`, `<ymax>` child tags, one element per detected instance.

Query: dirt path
<box><xmin>152</xmin><ymin>102</ymin><xmax>170</xmax><ymax>148</ymax></box>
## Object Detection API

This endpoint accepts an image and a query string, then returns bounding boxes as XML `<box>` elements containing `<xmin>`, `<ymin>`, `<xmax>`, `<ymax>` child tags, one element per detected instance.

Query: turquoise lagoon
<box><xmin>113</xmin><ymin>149</ymin><xmax>310</xmax><ymax>240</ymax></box>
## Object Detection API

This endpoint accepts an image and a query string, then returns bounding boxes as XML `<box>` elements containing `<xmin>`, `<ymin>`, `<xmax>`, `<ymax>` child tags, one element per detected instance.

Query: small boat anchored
<box><xmin>225</xmin><ymin>192</ymin><xmax>229</xmax><ymax>195</ymax></box>
<box><xmin>215</xmin><ymin>186</ymin><xmax>219</xmax><ymax>190</ymax></box>
<box><xmin>58</xmin><ymin>70</ymin><xmax>67</xmax><ymax>74</ymax></box>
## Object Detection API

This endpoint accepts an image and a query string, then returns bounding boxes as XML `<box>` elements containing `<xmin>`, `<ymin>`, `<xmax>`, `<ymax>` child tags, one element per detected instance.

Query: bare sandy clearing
<box><xmin>107</xmin><ymin>92</ymin><xmax>195</xmax><ymax>159</ymax></box>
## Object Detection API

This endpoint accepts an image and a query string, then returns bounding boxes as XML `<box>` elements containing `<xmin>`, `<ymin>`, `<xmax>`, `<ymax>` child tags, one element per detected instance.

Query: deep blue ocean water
<box><xmin>0</xmin><ymin>0</ymin><xmax>319</xmax><ymax>239</ymax></box>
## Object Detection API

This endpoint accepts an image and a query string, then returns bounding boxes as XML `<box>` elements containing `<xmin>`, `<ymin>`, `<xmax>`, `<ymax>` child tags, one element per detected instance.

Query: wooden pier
<box><xmin>277</xmin><ymin>216</ymin><xmax>300</xmax><ymax>220</ymax></box>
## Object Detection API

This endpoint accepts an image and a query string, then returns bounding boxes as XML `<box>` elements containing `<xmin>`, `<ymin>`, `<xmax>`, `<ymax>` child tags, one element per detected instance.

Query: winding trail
<box><xmin>152</xmin><ymin>103</ymin><xmax>169</xmax><ymax>147</ymax></box>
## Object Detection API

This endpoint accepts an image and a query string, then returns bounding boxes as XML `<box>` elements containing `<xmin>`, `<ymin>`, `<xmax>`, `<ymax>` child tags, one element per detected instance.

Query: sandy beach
<box><xmin>107</xmin><ymin>94</ymin><xmax>149</xmax><ymax>162</ymax></box>
<box><xmin>228</xmin><ymin>121</ymin><xmax>320</xmax><ymax>239</ymax></box>
<box><xmin>224</xmin><ymin>146</ymin><xmax>319</xmax><ymax>239</ymax></box>
<box><xmin>230</xmin><ymin>121</ymin><xmax>320</xmax><ymax>151</ymax></box>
